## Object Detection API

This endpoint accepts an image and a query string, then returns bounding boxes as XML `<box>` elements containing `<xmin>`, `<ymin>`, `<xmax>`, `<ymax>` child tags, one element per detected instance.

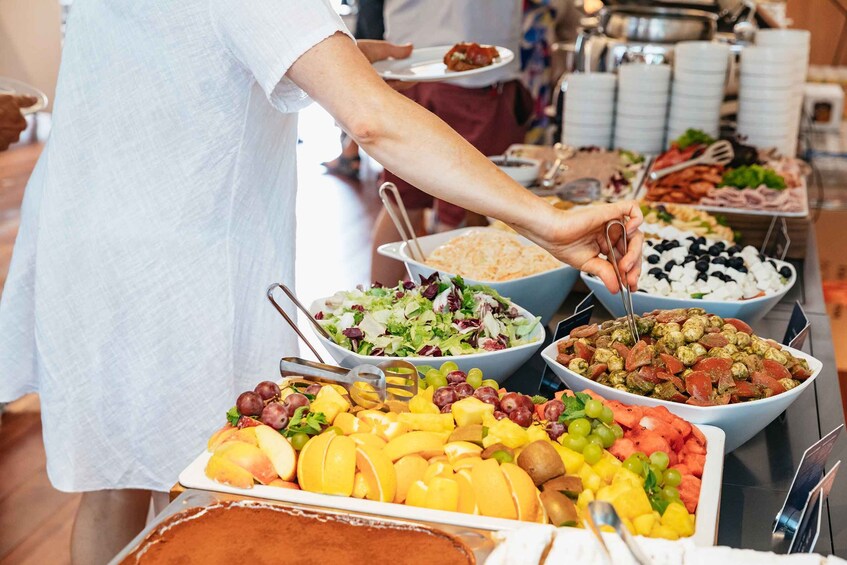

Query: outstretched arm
<box><xmin>287</xmin><ymin>33</ymin><xmax>643</xmax><ymax>292</ymax></box>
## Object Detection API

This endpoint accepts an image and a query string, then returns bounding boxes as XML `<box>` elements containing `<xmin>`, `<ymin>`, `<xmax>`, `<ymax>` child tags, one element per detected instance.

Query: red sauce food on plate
<box><xmin>120</xmin><ymin>502</ymin><xmax>475</xmax><ymax>565</ymax></box>
<box><xmin>443</xmin><ymin>43</ymin><xmax>499</xmax><ymax>72</ymax></box>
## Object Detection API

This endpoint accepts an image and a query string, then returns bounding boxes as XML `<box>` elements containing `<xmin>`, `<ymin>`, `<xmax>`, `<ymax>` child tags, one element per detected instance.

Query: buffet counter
<box><xmin>507</xmin><ymin>229</ymin><xmax>847</xmax><ymax>556</ymax></box>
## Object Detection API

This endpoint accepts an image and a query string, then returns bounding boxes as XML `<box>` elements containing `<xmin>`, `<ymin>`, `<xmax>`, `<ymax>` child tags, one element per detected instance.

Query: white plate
<box><xmin>0</xmin><ymin>77</ymin><xmax>48</xmax><ymax>115</ymax></box>
<box><xmin>542</xmin><ymin>337</ymin><xmax>821</xmax><ymax>453</ymax></box>
<box><xmin>373</xmin><ymin>45</ymin><xmax>514</xmax><ymax>83</ymax></box>
<box><xmin>179</xmin><ymin>423</ymin><xmax>724</xmax><ymax>546</ymax></box>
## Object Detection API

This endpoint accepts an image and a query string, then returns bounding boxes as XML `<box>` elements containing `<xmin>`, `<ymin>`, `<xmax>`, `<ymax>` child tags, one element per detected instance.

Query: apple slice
<box><xmin>255</xmin><ymin>425</ymin><xmax>297</xmax><ymax>482</ymax></box>
<box><xmin>205</xmin><ymin>453</ymin><xmax>255</xmax><ymax>489</ymax></box>
<box><xmin>214</xmin><ymin>441</ymin><xmax>278</xmax><ymax>485</ymax></box>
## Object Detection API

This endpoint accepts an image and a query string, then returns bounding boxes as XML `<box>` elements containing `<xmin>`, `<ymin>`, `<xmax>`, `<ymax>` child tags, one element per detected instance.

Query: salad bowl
<box><xmin>541</xmin><ymin>339</ymin><xmax>822</xmax><ymax>453</ymax></box>
<box><xmin>308</xmin><ymin>297</ymin><xmax>545</xmax><ymax>384</ymax></box>
<box><xmin>377</xmin><ymin>227</ymin><xmax>580</xmax><ymax>324</ymax></box>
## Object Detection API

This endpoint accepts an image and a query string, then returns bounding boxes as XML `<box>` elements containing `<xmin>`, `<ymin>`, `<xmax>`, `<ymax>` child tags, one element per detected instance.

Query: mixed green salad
<box><xmin>314</xmin><ymin>274</ymin><xmax>541</xmax><ymax>357</ymax></box>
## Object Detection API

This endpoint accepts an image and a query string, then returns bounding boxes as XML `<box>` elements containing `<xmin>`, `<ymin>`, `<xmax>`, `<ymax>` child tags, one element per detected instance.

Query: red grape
<box><xmin>516</xmin><ymin>394</ymin><xmax>535</xmax><ymax>412</ymax></box>
<box><xmin>477</xmin><ymin>394</ymin><xmax>501</xmax><ymax>410</ymax></box>
<box><xmin>261</xmin><ymin>402</ymin><xmax>289</xmax><ymax>430</ymax></box>
<box><xmin>509</xmin><ymin>407</ymin><xmax>533</xmax><ymax>427</ymax></box>
<box><xmin>473</xmin><ymin>386</ymin><xmax>499</xmax><ymax>400</ymax></box>
<box><xmin>499</xmin><ymin>392</ymin><xmax>522</xmax><ymax>414</ymax></box>
<box><xmin>304</xmin><ymin>383</ymin><xmax>323</xmax><ymax>396</ymax></box>
<box><xmin>454</xmin><ymin>383</ymin><xmax>474</xmax><ymax>399</ymax></box>
<box><xmin>543</xmin><ymin>399</ymin><xmax>566</xmax><ymax>422</ymax></box>
<box><xmin>282</xmin><ymin>393</ymin><xmax>310</xmax><ymax>415</ymax></box>
<box><xmin>254</xmin><ymin>381</ymin><xmax>280</xmax><ymax>401</ymax></box>
<box><xmin>545</xmin><ymin>421</ymin><xmax>566</xmax><ymax>441</ymax></box>
<box><xmin>440</xmin><ymin>403</ymin><xmax>454</xmax><ymax>414</ymax></box>
<box><xmin>236</xmin><ymin>391</ymin><xmax>264</xmax><ymax>417</ymax></box>
<box><xmin>446</xmin><ymin>371</ymin><xmax>467</xmax><ymax>385</ymax></box>
<box><xmin>493</xmin><ymin>411</ymin><xmax>508</xmax><ymax>420</ymax></box>
<box><xmin>433</xmin><ymin>386</ymin><xmax>458</xmax><ymax>408</ymax></box>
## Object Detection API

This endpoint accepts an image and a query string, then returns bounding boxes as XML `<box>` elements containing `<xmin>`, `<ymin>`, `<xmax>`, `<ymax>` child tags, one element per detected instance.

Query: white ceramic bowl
<box><xmin>617</xmin><ymin>91</ymin><xmax>670</xmax><ymax>107</ymax></box>
<box><xmin>614</xmin><ymin>139</ymin><xmax>664</xmax><ymax>154</ymax></box>
<box><xmin>565</xmin><ymin>92</ymin><xmax>617</xmax><ymax>108</ymax></box>
<box><xmin>670</xmin><ymin>94</ymin><xmax>723</xmax><ymax>112</ymax></box>
<box><xmin>740</xmin><ymin>74</ymin><xmax>799</xmax><ymax>89</ymax></box>
<box><xmin>756</xmin><ymin>29</ymin><xmax>811</xmax><ymax>47</ymax></box>
<box><xmin>614</xmin><ymin>114</ymin><xmax>667</xmax><ymax>129</ymax></box>
<box><xmin>565</xmin><ymin>72</ymin><xmax>618</xmax><ymax>90</ymax></box>
<box><xmin>564</xmin><ymin>110</ymin><xmax>615</xmax><ymax>127</ymax></box>
<box><xmin>310</xmin><ymin>295</ymin><xmax>545</xmax><ymax>384</ymax></box>
<box><xmin>580</xmin><ymin>259</ymin><xmax>796</xmax><ymax>324</ymax></box>
<box><xmin>674</xmin><ymin>70</ymin><xmax>726</xmax><ymax>86</ymax></box>
<box><xmin>377</xmin><ymin>227</ymin><xmax>580</xmax><ymax>325</ymax></box>
<box><xmin>618</xmin><ymin>80</ymin><xmax>671</xmax><ymax>95</ymax></box>
<box><xmin>738</xmin><ymin>112</ymin><xmax>793</xmax><ymax>128</ymax></box>
<box><xmin>618</xmin><ymin>63</ymin><xmax>672</xmax><ymax>83</ymax></box>
<box><xmin>541</xmin><ymin>337</ymin><xmax>822</xmax><ymax>453</ymax></box>
<box><xmin>668</xmin><ymin>111</ymin><xmax>720</xmax><ymax>128</ymax></box>
<box><xmin>489</xmin><ymin>156</ymin><xmax>541</xmax><ymax>186</ymax></box>
<box><xmin>674</xmin><ymin>42</ymin><xmax>730</xmax><ymax>72</ymax></box>
<box><xmin>616</xmin><ymin>103</ymin><xmax>668</xmax><ymax>119</ymax></box>
<box><xmin>614</xmin><ymin>130</ymin><xmax>666</xmax><ymax>144</ymax></box>
<box><xmin>738</xmin><ymin>98</ymin><xmax>796</xmax><ymax>115</ymax></box>
<box><xmin>738</xmin><ymin>123</ymin><xmax>793</xmax><ymax>138</ymax></box>
<box><xmin>672</xmin><ymin>80</ymin><xmax>725</xmax><ymax>98</ymax></box>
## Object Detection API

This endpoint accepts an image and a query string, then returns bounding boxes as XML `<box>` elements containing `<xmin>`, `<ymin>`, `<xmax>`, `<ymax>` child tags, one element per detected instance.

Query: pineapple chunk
<box><xmin>552</xmin><ymin>442</ymin><xmax>584</xmax><ymax>475</ymax></box>
<box><xmin>398</xmin><ymin>413</ymin><xmax>455</xmax><ymax>432</ymax></box>
<box><xmin>633</xmin><ymin>513</ymin><xmax>657</xmax><ymax>537</ymax></box>
<box><xmin>451</xmin><ymin>397</ymin><xmax>495</xmax><ymax>427</ymax></box>
<box><xmin>650</xmin><ymin>524</ymin><xmax>680</xmax><ymax>540</ymax></box>
<box><xmin>661</xmin><ymin>502</ymin><xmax>695</xmax><ymax>537</ymax></box>
<box><xmin>592</xmin><ymin>454</ymin><xmax>622</xmax><ymax>484</ymax></box>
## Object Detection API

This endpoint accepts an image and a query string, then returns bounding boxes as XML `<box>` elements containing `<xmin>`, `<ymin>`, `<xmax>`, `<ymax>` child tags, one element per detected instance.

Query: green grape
<box><xmin>623</xmin><ymin>456</ymin><xmax>644</xmax><ymax>476</ymax></box>
<box><xmin>563</xmin><ymin>434</ymin><xmax>588</xmax><ymax>453</ymax></box>
<box><xmin>440</xmin><ymin>361</ymin><xmax>459</xmax><ymax>375</ymax></box>
<box><xmin>466</xmin><ymin>368</ymin><xmax>483</xmax><ymax>389</ymax></box>
<box><xmin>595</xmin><ymin>425</ymin><xmax>616</xmax><ymax>448</ymax></box>
<box><xmin>663</xmin><ymin>469</ymin><xmax>682</xmax><ymax>487</ymax></box>
<box><xmin>599</xmin><ymin>406</ymin><xmax>614</xmax><ymax>424</ymax></box>
<box><xmin>591</xmin><ymin>418</ymin><xmax>603</xmax><ymax>430</ymax></box>
<box><xmin>583</xmin><ymin>443</ymin><xmax>603</xmax><ymax>465</ymax></box>
<box><xmin>611</xmin><ymin>424</ymin><xmax>624</xmax><ymax>439</ymax></box>
<box><xmin>568</xmin><ymin>418</ymin><xmax>592</xmax><ymax>438</ymax></box>
<box><xmin>633</xmin><ymin>451</ymin><xmax>648</xmax><ymax>462</ymax></box>
<box><xmin>650</xmin><ymin>451</ymin><xmax>670</xmax><ymax>471</ymax></box>
<box><xmin>290</xmin><ymin>432</ymin><xmax>310</xmax><ymax>451</ymax></box>
<box><xmin>649</xmin><ymin>464</ymin><xmax>664</xmax><ymax>481</ymax></box>
<box><xmin>427</xmin><ymin>371</ymin><xmax>448</xmax><ymax>389</ymax></box>
<box><xmin>662</xmin><ymin>486</ymin><xmax>680</xmax><ymax>501</ymax></box>
<box><xmin>481</xmin><ymin>379</ymin><xmax>500</xmax><ymax>390</ymax></box>
<box><xmin>584</xmin><ymin>399</ymin><xmax>603</xmax><ymax>419</ymax></box>
<box><xmin>587</xmin><ymin>433</ymin><xmax>604</xmax><ymax>448</ymax></box>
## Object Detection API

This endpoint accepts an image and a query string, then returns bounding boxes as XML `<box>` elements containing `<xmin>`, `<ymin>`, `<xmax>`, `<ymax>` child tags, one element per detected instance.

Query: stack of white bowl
<box><xmin>615</xmin><ymin>64</ymin><xmax>670</xmax><ymax>154</ymax></box>
<box><xmin>562</xmin><ymin>73</ymin><xmax>617</xmax><ymax>149</ymax></box>
<box><xmin>668</xmin><ymin>41</ymin><xmax>729</xmax><ymax>144</ymax></box>
<box><xmin>736</xmin><ymin>29</ymin><xmax>810</xmax><ymax>156</ymax></box>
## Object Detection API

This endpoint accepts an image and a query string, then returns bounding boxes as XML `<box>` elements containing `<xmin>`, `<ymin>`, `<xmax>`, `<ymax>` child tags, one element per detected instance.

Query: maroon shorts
<box><xmin>383</xmin><ymin>80</ymin><xmax>531</xmax><ymax>228</ymax></box>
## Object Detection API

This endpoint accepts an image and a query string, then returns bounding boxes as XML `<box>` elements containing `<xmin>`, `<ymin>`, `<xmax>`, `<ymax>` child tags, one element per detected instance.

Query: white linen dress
<box><xmin>0</xmin><ymin>0</ymin><xmax>350</xmax><ymax>492</ymax></box>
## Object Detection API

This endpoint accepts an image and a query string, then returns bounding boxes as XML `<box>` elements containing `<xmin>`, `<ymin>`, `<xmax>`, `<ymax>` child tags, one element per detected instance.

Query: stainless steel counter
<box><xmin>503</xmin><ymin>228</ymin><xmax>847</xmax><ymax>555</ymax></box>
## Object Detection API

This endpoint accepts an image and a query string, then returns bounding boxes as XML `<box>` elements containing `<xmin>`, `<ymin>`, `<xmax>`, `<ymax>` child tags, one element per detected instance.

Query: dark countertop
<box><xmin>502</xmin><ymin>229</ymin><xmax>846</xmax><ymax>556</ymax></box>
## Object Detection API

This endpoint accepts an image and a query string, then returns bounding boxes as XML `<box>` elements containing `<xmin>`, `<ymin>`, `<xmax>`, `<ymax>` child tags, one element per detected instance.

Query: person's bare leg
<box><xmin>72</xmin><ymin>489</ymin><xmax>151</xmax><ymax>565</ymax></box>
<box><xmin>371</xmin><ymin>207</ymin><xmax>424</xmax><ymax>285</ymax></box>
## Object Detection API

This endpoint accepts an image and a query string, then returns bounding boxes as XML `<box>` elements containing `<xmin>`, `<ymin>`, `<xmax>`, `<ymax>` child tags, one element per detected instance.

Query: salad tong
<box><xmin>379</xmin><ymin>182</ymin><xmax>425</xmax><ymax>263</ymax></box>
<box><xmin>604</xmin><ymin>220</ymin><xmax>640</xmax><ymax>342</ymax></box>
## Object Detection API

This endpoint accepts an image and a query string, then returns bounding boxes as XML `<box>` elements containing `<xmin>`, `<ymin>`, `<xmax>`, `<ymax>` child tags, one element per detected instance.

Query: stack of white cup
<box><xmin>615</xmin><ymin>64</ymin><xmax>670</xmax><ymax>154</ymax></box>
<box><xmin>562</xmin><ymin>73</ymin><xmax>617</xmax><ymax>149</ymax></box>
<box><xmin>668</xmin><ymin>41</ymin><xmax>729</xmax><ymax>143</ymax></box>
<box><xmin>737</xmin><ymin>29</ymin><xmax>810</xmax><ymax>156</ymax></box>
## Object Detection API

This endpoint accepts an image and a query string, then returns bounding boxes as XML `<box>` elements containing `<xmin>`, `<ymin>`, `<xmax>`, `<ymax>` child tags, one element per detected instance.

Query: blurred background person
<box><xmin>370</xmin><ymin>0</ymin><xmax>532</xmax><ymax>284</ymax></box>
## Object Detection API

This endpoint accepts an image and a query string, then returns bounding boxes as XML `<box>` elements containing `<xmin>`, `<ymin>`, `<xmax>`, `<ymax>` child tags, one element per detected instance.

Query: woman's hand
<box><xmin>0</xmin><ymin>94</ymin><xmax>30</xmax><ymax>151</ymax></box>
<box><xmin>524</xmin><ymin>200</ymin><xmax>644</xmax><ymax>294</ymax></box>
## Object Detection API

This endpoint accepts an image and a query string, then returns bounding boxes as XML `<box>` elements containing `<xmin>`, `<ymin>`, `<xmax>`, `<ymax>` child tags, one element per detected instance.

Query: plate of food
<box><xmin>541</xmin><ymin>308</ymin><xmax>822</xmax><ymax>452</ymax></box>
<box><xmin>307</xmin><ymin>274</ymin><xmax>546</xmax><ymax>381</ymax></box>
<box><xmin>640</xmin><ymin>130</ymin><xmax>809</xmax><ymax>217</ymax></box>
<box><xmin>0</xmin><ymin>77</ymin><xmax>47</xmax><ymax>115</ymax></box>
<box><xmin>582</xmin><ymin>230</ymin><xmax>796</xmax><ymax>323</ymax></box>
<box><xmin>377</xmin><ymin>227</ymin><xmax>579</xmax><ymax>324</ymax></box>
<box><xmin>372</xmin><ymin>43</ymin><xmax>515</xmax><ymax>82</ymax></box>
<box><xmin>180</xmin><ymin>364</ymin><xmax>724</xmax><ymax>546</ymax></box>
<box><xmin>641</xmin><ymin>203</ymin><xmax>736</xmax><ymax>242</ymax></box>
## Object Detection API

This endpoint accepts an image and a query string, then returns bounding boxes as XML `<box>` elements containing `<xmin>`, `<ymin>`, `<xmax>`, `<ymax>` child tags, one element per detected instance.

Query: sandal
<box><xmin>321</xmin><ymin>154</ymin><xmax>361</xmax><ymax>179</ymax></box>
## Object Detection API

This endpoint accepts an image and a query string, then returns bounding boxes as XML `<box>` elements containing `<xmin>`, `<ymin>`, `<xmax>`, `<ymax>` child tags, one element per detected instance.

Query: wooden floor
<box><xmin>0</xmin><ymin>105</ymin><xmax>382</xmax><ymax>564</ymax></box>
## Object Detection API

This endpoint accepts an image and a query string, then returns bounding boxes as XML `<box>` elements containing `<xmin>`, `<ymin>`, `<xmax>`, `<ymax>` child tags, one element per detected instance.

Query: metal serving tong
<box><xmin>604</xmin><ymin>220</ymin><xmax>639</xmax><ymax>342</ymax></box>
<box><xmin>648</xmin><ymin>140</ymin><xmax>734</xmax><ymax>181</ymax></box>
<box><xmin>585</xmin><ymin>501</ymin><xmax>653</xmax><ymax>565</ymax></box>
<box><xmin>267</xmin><ymin>283</ymin><xmax>418</xmax><ymax>410</ymax></box>
<box><xmin>379</xmin><ymin>182</ymin><xmax>425</xmax><ymax>263</ymax></box>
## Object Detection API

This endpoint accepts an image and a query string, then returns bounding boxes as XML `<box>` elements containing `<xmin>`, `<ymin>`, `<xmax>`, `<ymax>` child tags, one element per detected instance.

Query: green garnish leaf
<box><xmin>720</xmin><ymin>165</ymin><xmax>787</xmax><ymax>190</ymax></box>
<box><xmin>283</xmin><ymin>407</ymin><xmax>329</xmax><ymax>437</ymax></box>
<box><xmin>531</xmin><ymin>394</ymin><xmax>549</xmax><ymax>405</ymax></box>
<box><xmin>559</xmin><ymin>393</ymin><xmax>590</xmax><ymax>423</ymax></box>
<box><xmin>674</xmin><ymin>128</ymin><xmax>715</xmax><ymax>150</ymax></box>
<box><xmin>690</xmin><ymin>293</ymin><xmax>706</xmax><ymax>299</ymax></box>
<box><xmin>226</xmin><ymin>406</ymin><xmax>241</xmax><ymax>427</ymax></box>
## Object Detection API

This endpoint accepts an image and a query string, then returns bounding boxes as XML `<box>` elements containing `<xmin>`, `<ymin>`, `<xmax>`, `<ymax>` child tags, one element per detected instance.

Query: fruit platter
<box><xmin>640</xmin><ymin>130</ymin><xmax>809</xmax><ymax>217</ymax></box>
<box><xmin>541</xmin><ymin>308</ymin><xmax>822</xmax><ymax>452</ymax></box>
<box><xmin>307</xmin><ymin>275</ymin><xmax>546</xmax><ymax>380</ymax></box>
<box><xmin>180</xmin><ymin>362</ymin><xmax>724</xmax><ymax>546</ymax></box>
<box><xmin>581</xmin><ymin>229</ymin><xmax>797</xmax><ymax>322</ymax></box>
<box><xmin>377</xmin><ymin>230</ymin><xmax>579</xmax><ymax>324</ymax></box>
